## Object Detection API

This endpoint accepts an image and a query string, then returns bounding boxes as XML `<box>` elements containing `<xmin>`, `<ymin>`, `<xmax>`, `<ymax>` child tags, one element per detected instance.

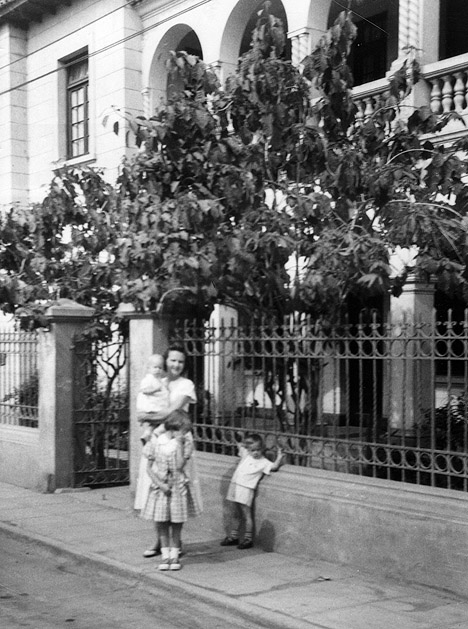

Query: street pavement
<box><xmin>1</xmin><ymin>481</ymin><xmax>468</xmax><ymax>629</ymax></box>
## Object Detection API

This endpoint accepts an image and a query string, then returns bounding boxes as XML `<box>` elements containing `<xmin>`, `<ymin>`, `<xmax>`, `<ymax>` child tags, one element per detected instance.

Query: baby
<box><xmin>136</xmin><ymin>354</ymin><xmax>169</xmax><ymax>445</ymax></box>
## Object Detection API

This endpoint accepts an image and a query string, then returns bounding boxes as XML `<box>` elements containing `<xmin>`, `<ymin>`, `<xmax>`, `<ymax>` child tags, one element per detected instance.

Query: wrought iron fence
<box><xmin>173</xmin><ymin>311</ymin><xmax>468</xmax><ymax>491</ymax></box>
<box><xmin>72</xmin><ymin>330</ymin><xmax>129</xmax><ymax>487</ymax></box>
<box><xmin>0</xmin><ymin>325</ymin><xmax>39</xmax><ymax>428</ymax></box>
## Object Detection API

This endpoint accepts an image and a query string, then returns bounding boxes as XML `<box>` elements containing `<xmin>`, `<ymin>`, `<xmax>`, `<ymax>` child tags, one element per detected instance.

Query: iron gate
<box><xmin>72</xmin><ymin>330</ymin><xmax>129</xmax><ymax>487</ymax></box>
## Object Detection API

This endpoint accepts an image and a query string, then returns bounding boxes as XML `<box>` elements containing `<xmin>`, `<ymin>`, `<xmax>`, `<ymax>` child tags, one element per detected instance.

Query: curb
<box><xmin>0</xmin><ymin>521</ymin><xmax>322</xmax><ymax>629</ymax></box>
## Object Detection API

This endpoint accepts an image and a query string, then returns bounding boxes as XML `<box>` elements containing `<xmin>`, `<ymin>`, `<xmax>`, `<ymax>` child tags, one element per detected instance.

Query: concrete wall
<box><xmin>0</xmin><ymin>425</ymin><xmax>41</xmax><ymax>490</ymax></box>
<box><xmin>192</xmin><ymin>452</ymin><xmax>468</xmax><ymax>599</ymax></box>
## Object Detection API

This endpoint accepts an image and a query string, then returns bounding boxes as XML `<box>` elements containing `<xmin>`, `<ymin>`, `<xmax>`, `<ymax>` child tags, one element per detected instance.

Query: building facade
<box><xmin>1</xmin><ymin>0</ymin><xmax>468</xmax><ymax>207</ymax></box>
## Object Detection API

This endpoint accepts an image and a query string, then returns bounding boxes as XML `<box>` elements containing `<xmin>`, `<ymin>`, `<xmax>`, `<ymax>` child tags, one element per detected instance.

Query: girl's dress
<box><xmin>141</xmin><ymin>431</ymin><xmax>202</xmax><ymax>522</ymax></box>
<box><xmin>226</xmin><ymin>446</ymin><xmax>274</xmax><ymax>507</ymax></box>
<box><xmin>134</xmin><ymin>375</ymin><xmax>197</xmax><ymax>511</ymax></box>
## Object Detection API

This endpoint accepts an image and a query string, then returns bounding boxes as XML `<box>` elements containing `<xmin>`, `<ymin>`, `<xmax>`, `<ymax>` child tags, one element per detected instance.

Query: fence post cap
<box><xmin>46</xmin><ymin>299</ymin><xmax>95</xmax><ymax>321</ymax></box>
<box><xmin>116</xmin><ymin>302</ymin><xmax>136</xmax><ymax>315</ymax></box>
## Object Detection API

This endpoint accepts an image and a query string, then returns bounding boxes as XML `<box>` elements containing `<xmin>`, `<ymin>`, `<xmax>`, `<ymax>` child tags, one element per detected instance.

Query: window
<box><xmin>66</xmin><ymin>53</ymin><xmax>89</xmax><ymax>159</ymax></box>
<box><xmin>439</xmin><ymin>0</ymin><xmax>468</xmax><ymax>60</ymax></box>
<box><xmin>349</xmin><ymin>12</ymin><xmax>388</xmax><ymax>85</ymax></box>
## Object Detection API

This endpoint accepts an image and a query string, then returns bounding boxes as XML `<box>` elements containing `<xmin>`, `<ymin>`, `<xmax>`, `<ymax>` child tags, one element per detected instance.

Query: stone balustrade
<box><xmin>424</xmin><ymin>55</ymin><xmax>468</xmax><ymax>116</ymax></box>
<box><xmin>352</xmin><ymin>78</ymin><xmax>391</xmax><ymax>125</ymax></box>
<box><xmin>351</xmin><ymin>55</ymin><xmax>468</xmax><ymax>139</ymax></box>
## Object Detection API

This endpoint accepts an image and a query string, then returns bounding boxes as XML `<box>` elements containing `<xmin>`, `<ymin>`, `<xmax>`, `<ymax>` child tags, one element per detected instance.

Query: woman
<box><xmin>138</xmin><ymin>345</ymin><xmax>200</xmax><ymax>558</ymax></box>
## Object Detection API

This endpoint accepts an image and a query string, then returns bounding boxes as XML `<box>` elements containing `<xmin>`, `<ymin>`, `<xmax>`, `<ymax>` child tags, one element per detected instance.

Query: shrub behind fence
<box><xmin>0</xmin><ymin>326</ymin><xmax>38</xmax><ymax>428</ymax></box>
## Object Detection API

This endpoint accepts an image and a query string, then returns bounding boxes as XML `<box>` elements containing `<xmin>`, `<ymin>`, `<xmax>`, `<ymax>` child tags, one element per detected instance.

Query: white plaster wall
<box><xmin>0</xmin><ymin>23</ymin><xmax>28</xmax><ymax>208</ymax></box>
<box><xmin>6</xmin><ymin>0</ymin><xmax>143</xmax><ymax>202</ymax></box>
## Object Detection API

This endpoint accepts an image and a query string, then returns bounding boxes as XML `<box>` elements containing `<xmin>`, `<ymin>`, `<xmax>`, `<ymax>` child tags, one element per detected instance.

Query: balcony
<box><xmin>352</xmin><ymin>53</ymin><xmax>468</xmax><ymax>144</ymax></box>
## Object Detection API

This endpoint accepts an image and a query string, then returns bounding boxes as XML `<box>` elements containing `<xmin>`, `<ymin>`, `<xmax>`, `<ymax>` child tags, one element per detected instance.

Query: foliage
<box><xmin>420</xmin><ymin>396</ymin><xmax>468</xmax><ymax>451</ymax></box>
<box><xmin>3</xmin><ymin>372</ymin><xmax>39</xmax><ymax>427</ymax></box>
<box><xmin>0</xmin><ymin>3</ymin><xmax>467</xmax><ymax>330</ymax></box>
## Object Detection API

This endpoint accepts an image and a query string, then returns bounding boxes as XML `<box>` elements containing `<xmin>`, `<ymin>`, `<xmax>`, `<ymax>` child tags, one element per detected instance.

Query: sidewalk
<box><xmin>1</xmin><ymin>482</ymin><xmax>467</xmax><ymax>629</ymax></box>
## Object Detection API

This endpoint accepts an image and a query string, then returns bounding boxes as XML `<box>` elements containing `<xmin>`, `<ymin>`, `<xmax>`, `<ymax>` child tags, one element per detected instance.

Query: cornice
<box><xmin>0</xmin><ymin>0</ymin><xmax>72</xmax><ymax>29</ymax></box>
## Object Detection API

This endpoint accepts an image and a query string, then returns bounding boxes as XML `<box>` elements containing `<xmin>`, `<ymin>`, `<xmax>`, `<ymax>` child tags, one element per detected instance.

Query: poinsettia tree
<box><xmin>0</xmin><ymin>2</ymin><xmax>467</xmax><ymax>332</ymax></box>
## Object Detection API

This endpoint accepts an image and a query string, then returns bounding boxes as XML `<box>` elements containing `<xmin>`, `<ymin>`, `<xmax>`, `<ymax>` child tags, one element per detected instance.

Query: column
<box><xmin>39</xmin><ymin>300</ymin><xmax>94</xmax><ymax>491</ymax></box>
<box><xmin>389</xmin><ymin>275</ymin><xmax>434</xmax><ymax>432</ymax></box>
<box><xmin>141</xmin><ymin>86</ymin><xmax>151</xmax><ymax>118</ymax></box>
<box><xmin>124</xmin><ymin>310</ymin><xmax>170</xmax><ymax>493</ymax></box>
<box><xmin>205</xmin><ymin>305</ymin><xmax>238</xmax><ymax>424</ymax></box>
<box><xmin>388</xmin><ymin>0</ymin><xmax>432</xmax><ymax>112</ymax></box>
<box><xmin>321</xmin><ymin>357</ymin><xmax>346</xmax><ymax>431</ymax></box>
<box><xmin>288</xmin><ymin>27</ymin><xmax>312</xmax><ymax>67</ymax></box>
<box><xmin>398</xmin><ymin>0</ymin><xmax>420</xmax><ymax>56</ymax></box>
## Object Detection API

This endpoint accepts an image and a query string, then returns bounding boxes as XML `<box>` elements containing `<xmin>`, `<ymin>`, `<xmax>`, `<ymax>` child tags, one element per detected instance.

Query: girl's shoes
<box><xmin>143</xmin><ymin>544</ymin><xmax>160</xmax><ymax>558</ymax></box>
<box><xmin>169</xmin><ymin>547</ymin><xmax>181</xmax><ymax>570</ymax></box>
<box><xmin>220</xmin><ymin>536</ymin><xmax>239</xmax><ymax>546</ymax></box>
<box><xmin>158</xmin><ymin>548</ymin><xmax>171</xmax><ymax>570</ymax></box>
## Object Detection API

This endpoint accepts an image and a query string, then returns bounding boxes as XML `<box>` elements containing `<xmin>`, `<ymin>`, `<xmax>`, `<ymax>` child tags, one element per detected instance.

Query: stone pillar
<box><xmin>141</xmin><ymin>86</ymin><xmax>152</xmax><ymax>118</ymax></box>
<box><xmin>388</xmin><ymin>0</ymin><xmax>431</xmax><ymax>113</ymax></box>
<box><xmin>39</xmin><ymin>300</ymin><xmax>94</xmax><ymax>491</ymax></box>
<box><xmin>205</xmin><ymin>305</ymin><xmax>238</xmax><ymax>423</ymax></box>
<box><xmin>321</xmin><ymin>357</ymin><xmax>346</xmax><ymax>430</ymax></box>
<box><xmin>389</xmin><ymin>275</ymin><xmax>435</xmax><ymax>432</ymax></box>
<box><xmin>288</xmin><ymin>27</ymin><xmax>312</xmax><ymax>67</ymax></box>
<box><xmin>398</xmin><ymin>0</ymin><xmax>421</xmax><ymax>57</ymax></box>
<box><xmin>125</xmin><ymin>311</ymin><xmax>170</xmax><ymax>494</ymax></box>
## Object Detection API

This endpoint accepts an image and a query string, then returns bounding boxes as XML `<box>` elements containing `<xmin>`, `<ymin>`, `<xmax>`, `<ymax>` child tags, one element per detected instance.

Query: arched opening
<box><xmin>220</xmin><ymin>0</ymin><xmax>290</xmax><ymax>81</ymax></box>
<box><xmin>239</xmin><ymin>0</ymin><xmax>290</xmax><ymax>59</ymax></box>
<box><xmin>148</xmin><ymin>25</ymin><xmax>203</xmax><ymax>109</ymax></box>
<box><xmin>328</xmin><ymin>0</ymin><xmax>398</xmax><ymax>86</ymax></box>
<box><xmin>177</xmin><ymin>30</ymin><xmax>203</xmax><ymax>58</ymax></box>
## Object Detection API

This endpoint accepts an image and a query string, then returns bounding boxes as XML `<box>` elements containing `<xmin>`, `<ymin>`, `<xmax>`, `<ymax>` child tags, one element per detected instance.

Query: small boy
<box><xmin>221</xmin><ymin>433</ymin><xmax>283</xmax><ymax>549</ymax></box>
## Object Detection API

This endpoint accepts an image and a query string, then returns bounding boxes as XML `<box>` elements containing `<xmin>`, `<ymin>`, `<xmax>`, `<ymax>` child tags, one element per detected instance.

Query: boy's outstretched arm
<box><xmin>271</xmin><ymin>447</ymin><xmax>284</xmax><ymax>472</ymax></box>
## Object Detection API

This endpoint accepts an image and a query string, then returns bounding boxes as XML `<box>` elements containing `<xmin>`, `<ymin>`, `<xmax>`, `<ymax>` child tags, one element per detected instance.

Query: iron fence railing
<box><xmin>173</xmin><ymin>312</ymin><xmax>468</xmax><ymax>491</ymax></box>
<box><xmin>0</xmin><ymin>327</ymin><xmax>39</xmax><ymax>428</ymax></box>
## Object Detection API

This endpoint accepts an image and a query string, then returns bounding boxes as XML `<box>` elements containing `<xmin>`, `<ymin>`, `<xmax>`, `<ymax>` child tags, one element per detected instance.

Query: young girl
<box><xmin>221</xmin><ymin>433</ymin><xmax>283</xmax><ymax>549</ymax></box>
<box><xmin>141</xmin><ymin>411</ymin><xmax>201</xmax><ymax>570</ymax></box>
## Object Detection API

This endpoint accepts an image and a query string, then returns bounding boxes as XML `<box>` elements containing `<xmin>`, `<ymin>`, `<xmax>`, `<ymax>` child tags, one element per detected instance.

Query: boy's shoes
<box><xmin>220</xmin><ymin>536</ymin><xmax>239</xmax><ymax>546</ymax></box>
<box><xmin>237</xmin><ymin>539</ymin><xmax>253</xmax><ymax>549</ymax></box>
<box><xmin>169</xmin><ymin>559</ymin><xmax>181</xmax><ymax>570</ymax></box>
<box><xmin>158</xmin><ymin>559</ymin><xmax>171</xmax><ymax>571</ymax></box>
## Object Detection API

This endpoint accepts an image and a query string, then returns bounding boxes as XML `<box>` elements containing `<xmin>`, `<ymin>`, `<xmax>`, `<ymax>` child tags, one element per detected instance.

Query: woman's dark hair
<box><xmin>163</xmin><ymin>344</ymin><xmax>187</xmax><ymax>363</ymax></box>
